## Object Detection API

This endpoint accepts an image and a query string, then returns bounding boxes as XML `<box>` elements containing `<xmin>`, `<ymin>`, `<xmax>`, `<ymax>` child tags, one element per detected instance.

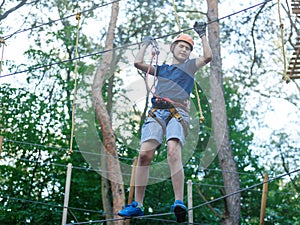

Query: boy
<box><xmin>118</xmin><ymin>22</ymin><xmax>212</xmax><ymax>223</ymax></box>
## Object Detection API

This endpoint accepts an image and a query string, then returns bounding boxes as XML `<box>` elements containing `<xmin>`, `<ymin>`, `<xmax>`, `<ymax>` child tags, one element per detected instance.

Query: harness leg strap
<box><xmin>168</xmin><ymin>107</ymin><xmax>188</xmax><ymax>137</ymax></box>
<box><xmin>148</xmin><ymin>108</ymin><xmax>166</xmax><ymax>134</ymax></box>
<box><xmin>148</xmin><ymin>107</ymin><xmax>188</xmax><ymax>137</ymax></box>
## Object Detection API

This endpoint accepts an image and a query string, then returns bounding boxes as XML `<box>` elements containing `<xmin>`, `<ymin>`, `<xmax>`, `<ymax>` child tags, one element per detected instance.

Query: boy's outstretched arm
<box><xmin>194</xmin><ymin>22</ymin><xmax>213</xmax><ymax>69</ymax></box>
<box><xmin>134</xmin><ymin>38</ymin><xmax>156</xmax><ymax>75</ymax></box>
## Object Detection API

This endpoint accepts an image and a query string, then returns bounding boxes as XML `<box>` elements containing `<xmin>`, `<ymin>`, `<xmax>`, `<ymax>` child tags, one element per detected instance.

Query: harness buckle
<box><xmin>152</xmin><ymin>97</ymin><xmax>172</xmax><ymax>109</ymax></box>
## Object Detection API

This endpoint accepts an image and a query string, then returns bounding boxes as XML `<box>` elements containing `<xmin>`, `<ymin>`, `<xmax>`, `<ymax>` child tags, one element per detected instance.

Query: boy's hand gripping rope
<box><xmin>143</xmin><ymin>37</ymin><xmax>160</xmax><ymax>95</ymax></box>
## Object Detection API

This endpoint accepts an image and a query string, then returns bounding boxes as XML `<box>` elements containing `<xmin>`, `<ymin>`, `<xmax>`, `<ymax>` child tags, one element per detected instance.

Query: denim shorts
<box><xmin>140</xmin><ymin>108</ymin><xmax>189</xmax><ymax>147</ymax></box>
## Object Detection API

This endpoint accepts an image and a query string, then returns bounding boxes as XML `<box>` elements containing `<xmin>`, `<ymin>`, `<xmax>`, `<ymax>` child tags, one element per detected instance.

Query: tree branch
<box><xmin>0</xmin><ymin>0</ymin><xmax>28</xmax><ymax>21</ymax></box>
<box><xmin>195</xmin><ymin>185</ymin><xmax>224</xmax><ymax>219</ymax></box>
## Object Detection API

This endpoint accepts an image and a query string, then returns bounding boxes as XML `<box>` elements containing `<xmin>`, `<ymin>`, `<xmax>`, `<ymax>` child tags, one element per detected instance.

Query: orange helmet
<box><xmin>171</xmin><ymin>33</ymin><xmax>194</xmax><ymax>51</ymax></box>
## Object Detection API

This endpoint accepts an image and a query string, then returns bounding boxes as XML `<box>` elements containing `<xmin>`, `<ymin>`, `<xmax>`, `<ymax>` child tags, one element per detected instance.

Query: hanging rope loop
<box><xmin>277</xmin><ymin>0</ymin><xmax>290</xmax><ymax>83</ymax></box>
<box><xmin>69</xmin><ymin>12</ymin><xmax>82</xmax><ymax>155</ymax></box>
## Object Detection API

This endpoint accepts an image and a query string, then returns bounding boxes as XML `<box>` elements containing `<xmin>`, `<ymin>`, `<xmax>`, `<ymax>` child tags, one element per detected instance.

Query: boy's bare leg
<box><xmin>167</xmin><ymin>138</ymin><xmax>184</xmax><ymax>201</ymax></box>
<box><xmin>135</xmin><ymin>140</ymin><xmax>159</xmax><ymax>204</ymax></box>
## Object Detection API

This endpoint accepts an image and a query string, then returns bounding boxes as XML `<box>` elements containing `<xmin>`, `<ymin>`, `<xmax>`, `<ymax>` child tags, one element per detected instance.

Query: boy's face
<box><xmin>172</xmin><ymin>41</ymin><xmax>191</xmax><ymax>62</ymax></box>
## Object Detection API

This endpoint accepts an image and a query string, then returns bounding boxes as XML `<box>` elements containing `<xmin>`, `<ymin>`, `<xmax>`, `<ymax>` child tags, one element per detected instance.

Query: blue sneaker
<box><xmin>170</xmin><ymin>200</ymin><xmax>187</xmax><ymax>223</ymax></box>
<box><xmin>118</xmin><ymin>201</ymin><xmax>144</xmax><ymax>217</ymax></box>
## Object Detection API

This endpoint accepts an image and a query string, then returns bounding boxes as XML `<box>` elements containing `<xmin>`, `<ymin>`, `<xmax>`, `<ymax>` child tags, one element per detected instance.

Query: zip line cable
<box><xmin>0</xmin><ymin>41</ymin><xmax>139</xmax><ymax>79</ymax></box>
<box><xmin>0</xmin><ymin>0</ymin><xmax>274</xmax><ymax>79</ymax></box>
<box><xmin>1</xmin><ymin>0</ymin><xmax>122</xmax><ymax>41</ymax></box>
<box><xmin>158</xmin><ymin>0</ymin><xmax>274</xmax><ymax>40</ymax></box>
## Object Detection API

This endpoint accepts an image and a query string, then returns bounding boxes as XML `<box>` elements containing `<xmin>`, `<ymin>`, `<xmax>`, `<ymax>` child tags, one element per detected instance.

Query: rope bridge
<box><xmin>287</xmin><ymin>0</ymin><xmax>300</xmax><ymax>81</ymax></box>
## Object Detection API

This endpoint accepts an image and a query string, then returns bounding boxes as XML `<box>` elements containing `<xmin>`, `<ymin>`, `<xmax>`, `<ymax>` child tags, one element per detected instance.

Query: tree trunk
<box><xmin>101</xmin><ymin>157</ymin><xmax>113</xmax><ymax>225</ymax></box>
<box><xmin>101</xmin><ymin>50</ymin><xmax>116</xmax><ymax>225</ymax></box>
<box><xmin>91</xmin><ymin>2</ymin><xmax>125</xmax><ymax>224</ymax></box>
<box><xmin>207</xmin><ymin>1</ymin><xmax>241</xmax><ymax>224</ymax></box>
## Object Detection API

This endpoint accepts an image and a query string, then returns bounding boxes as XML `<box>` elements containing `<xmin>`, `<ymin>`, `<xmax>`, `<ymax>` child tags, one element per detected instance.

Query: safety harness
<box><xmin>147</xmin><ymin>96</ymin><xmax>189</xmax><ymax>137</ymax></box>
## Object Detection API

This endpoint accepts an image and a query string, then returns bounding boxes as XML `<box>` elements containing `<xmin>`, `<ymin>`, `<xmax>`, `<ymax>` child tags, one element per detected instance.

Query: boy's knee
<box><xmin>167</xmin><ymin>138</ymin><xmax>181</xmax><ymax>161</ymax></box>
<box><xmin>139</xmin><ymin>150</ymin><xmax>153</xmax><ymax>163</ymax></box>
<box><xmin>138</xmin><ymin>140</ymin><xmax>159</xmax><ymax>164</ymax></box>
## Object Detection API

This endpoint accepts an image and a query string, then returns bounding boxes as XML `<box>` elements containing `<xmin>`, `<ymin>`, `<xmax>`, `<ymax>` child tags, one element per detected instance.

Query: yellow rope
<box><xmin>69</xmin><ymin>12</ymin><xmax>81</xmax><ymax>155</ymax></box>
<box><xmin>277</xmin><ymin>0</ymin><xmax>290</xmax><ymax>83</ymax></box>
<box><xmin>171</xmin><ymin>0</ymin><xmax>204</xmax><ymax>123</ymax></box>
<box><xmin>171</xmin><ymin>0</ymin><xmax>182</xmax><ymax>32</ymax></box>
<box><xmin>194</xmin><ymin>83</ymin><xmax>205</xmax><ymax>123</ymax></box>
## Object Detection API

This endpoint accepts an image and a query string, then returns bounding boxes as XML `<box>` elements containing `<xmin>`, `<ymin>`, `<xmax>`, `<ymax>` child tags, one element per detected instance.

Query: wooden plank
<box><xmin>289</xmin><ymin>61</ymin><xmax>300</xmax><ymax>64</ymax></box>
<box><xmin>292</xmin><ymin>9</ymin><xmax>300</xmax><ymax>14</ymax></box>
<box><xmin>290</xmin><ymin>75</ymin><xmax>300</xmax><ymax>79</ymax></box>
<box><xmin>288</xmin><ymin>65</ymin><xmax>300</xmax><ymax>69</ymax></box>
<box><xmin>288</xmin><ymin>66</ymin><xmax>300</xmax><ymax>71</ymax></box>
<box><xmin>288</xmin><ymin>69</ymin><xmax>300</xmax><ymax>72</ymax></box>
<box><xmin>288</xmin><ymin>71</ymin><xmax>300</xmax><ymax>75</ymax></box>
<box><xmin>289</xmin><ymin>58</ymin><xmax>300</xmax><ymax>63</ymax></box>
